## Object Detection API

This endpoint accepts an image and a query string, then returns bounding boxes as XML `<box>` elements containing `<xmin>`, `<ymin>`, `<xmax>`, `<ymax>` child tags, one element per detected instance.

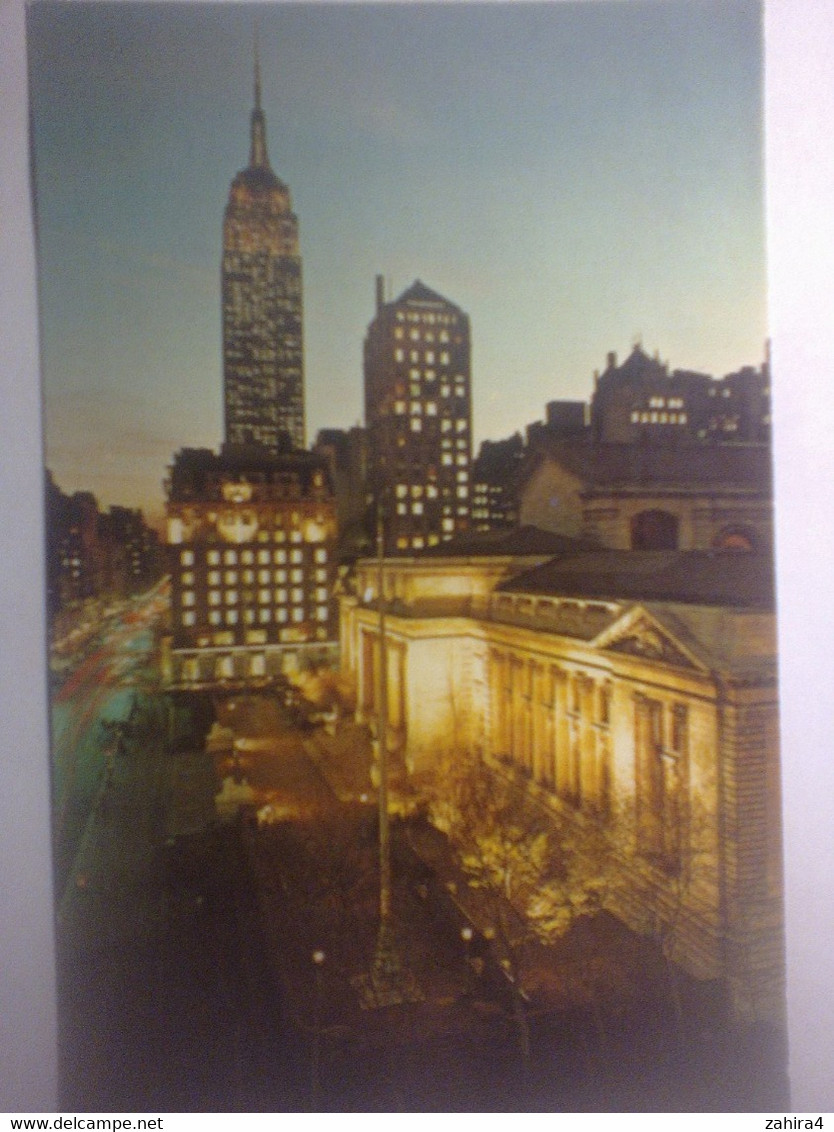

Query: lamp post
<box><xmin>311</xmin><ymin>949</ymin><xmax>325</xmax><ymax>1110</ymax></box>
<box><xmin>461</xmin><ymin>925</ymin><xmax>474</xmax><ymax>996</ymax></box>
<box><xmin>352</xmin><ymin>508</ymin><xmax>421</xmax><ymax>1007</ymax></box>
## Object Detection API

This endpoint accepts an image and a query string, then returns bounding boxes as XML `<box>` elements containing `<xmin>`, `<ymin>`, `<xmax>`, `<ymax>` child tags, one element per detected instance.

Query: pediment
<box><xmin>592</xmin><ymin>607</ymin><xmax>706</xmax><ymax>671</ymax></box>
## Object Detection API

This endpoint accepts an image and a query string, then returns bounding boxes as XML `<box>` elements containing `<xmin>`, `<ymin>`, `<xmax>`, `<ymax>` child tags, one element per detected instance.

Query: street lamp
<box><xmin>461</xmin><ymin>925</ymin><xmax>474</xmax><ymax>995</ymax></box>
<box><xmin>311</xmin><ymin>949</ymin><xmax>325</xmax><ymax>1110</ymax></box>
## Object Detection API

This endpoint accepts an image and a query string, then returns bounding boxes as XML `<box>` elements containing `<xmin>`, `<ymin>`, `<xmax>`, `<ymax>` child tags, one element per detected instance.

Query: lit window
<box><xmin>413</xmin><ymin>502</ymin><xmax>424</xmax><ymax>515</ymax></box>
<box><xmin>208</xmin><ymin>591</ymin><xmax>221</xmax><ymax>606</ymax></box>
<box><xmin>274</xmin><ymin>549</ymin><xmax>287</xmax><ymax>564</ymax></box>
<box><xmin>394</xmin><ymin>401</ymin><xmax>406</xmax><ymax>415</ymax></box>
<box><xmin>442</xmin><ymin>518</ymin><xmax>454</xmax><ymax>532</ymax></box>
<box><xmin>257</xmin><ymin>569</ymin><xmax>270</xmax><ymax>584</ymax></box>
<box><xmin>224</xmin><ymin>550</ymin><xmax>237</xmax><ymax>565</ymax></box>
<box><xmin>456</xmin><ymin>419</ymin><xmax>467</xmax><ymax>432</ymax></box>
<box><xmin>316</xmin><ymin>587</ymin><xmax>329</xmax><ymax>602</ymax></box>
<box><xmin>224</xmin><ymin>570</ymin><xmax>237</xmax><ymax>584</ymax></box>
<box><xmin>457</xmin><ymin>487</ymin><xmax>469</xmax><ymax>499</ymax></box>
<box><xmin>425</xmin><ymin>351</ymin><xmax>435</xmax><ymax>364</ymax></box>
<box><xmin>207</xmin><ymin>550</ymin><xmax>220</xmax><ymax>566</ymax></box>
<box><xmin>244</xmin><ymin>609</ymin><xmax>256</xmax><ymax>625</ymax></box>
<box><xmin>290</xmin><ymin>531</ymin><xmax>302</xmax><ymax>543</ymax></box>
<box><xmin>182</xmin><ymin>591</ymin><xmax>195</xmax><ymax>607</ymax></box>
<box><xmin>275</xmin><ymin>588</ymin><xmax>287</xmax><ymax>604</ymax></box>
<box><xmin>208</xmin><ymin>570</ymin><xmax>221</xmax><ymax>585</ymax></box>
<box><xmin>226</xmin><ymin>590</ymin><xmax>238</xmax><ymax>605</ymax></box>
<box><xmin>258</xmin><ymin>550</ymin><xmax>270</xmax><ymax>565</ymax></box>
<box><xmin>291</xmin><ymin>587</ymin><xmax>304</xmax><ymax>603</ymax></box>
<box><xmin>277</xmin><ymin>608</ymin><xmax>288</xmax><ymax>623</ymax></box>
<box><xmin>226</xmin><ymin>609</ymin><xmax>239</xmax><ymax>625</ymax></box>
<box><xmin>292</xmin><ymin>608</ymin><xmax>304</xmax><ymax>623</ymax></box>
<box><xmin>440</xmin><ymin>351</ymin><xmax>450</xmax><ymax>365</ymax></box>
<box><xmin>442</xmin><ymin>453</ymin><xmax>453</xmax><ymax>466</ymax></box>
<box><xmin>395</xmin><ymin>349</ymin><xmax>404</xmax><ymax>362</ymax></box>
<box><xmin>180</xmin><ymin>550</ymin><xmax>194</xmax><ymax>566</ymax></box>
<box><xmin>274</xmin><ymin>530</ymin><xmax>286</xmax><ymax>543</ymax></box>
<box><xmin>316</xmin><ymin>606</ymin><xmax>329</xmax><ymax>621</ymax></box>
<box><xmin>315</xmin><ymin>569</ymin><xmax>327</xmax><ymax>582</ymax></box>
<box><xmin>413</xmin><ymin>537</ymin><xmax>424</xmax><ymax>549</ymax></box>
<box><xmin>290</xmin><ymin>569</ymin><xmax>303</xmax><ymax>584</ymax></box>
<box><xmin>258</xmin><ymin>589</ymin><xmax>270</xmax><ymax>605</ymax></box>
<box><xmin>426</xmin><ymin>484</ymin><xmax>438</xmax><ymax>499</ymax></box>
<box><xmin>259</xmin><ymin>609</ymin><xmax>271</xmax><ymax>624</ymax></box>
<box><xmin>410</xmin><ymin>402</ymin><xmax>422</xmax><ymax>415</ymax></box>
<box><xmin>314</xmin><ymin>549</ymin><xmax>327</xmax><ymax>563</ymax></box>
<box><xmin>242</xmin><ymin>570</ymin><xmax>254</xmax><ymax>585</ymax></box>
<box><xmin>182</xmin><ymin>611</ymin><xmax>196</xmax><ymax>627</ymax></box>
<box><xmin>397</xmin><ymin>503</ymin><xmax>407</xmax><ymax>516</ymax></box>
<box><xmin>426</xmin><ymin>402</ymin><xmax>437</xmax><ymax>415</ymax></box>
<box><xmin>291</xmin><ymin>549</ymin><xmax>303</xmax><ymax>564</ymax></box>
<box><xmin>181</xmin><ymin>572</ymin><xmax>194</xmax><ymax>586</ymax></box>
<box><xmin>209</xmin><ymin>610</ymin><xmax>222</xmax><ymax>626</ymax></box>
<box><xmin>441</xmin><ymin>419</ymin><xmax>452</xmax><ymax>432</ymax></box>
<box><xmin>396</xmin><ymin>484</ymin><xmax>408</xmax><ymax>498</ymax></box>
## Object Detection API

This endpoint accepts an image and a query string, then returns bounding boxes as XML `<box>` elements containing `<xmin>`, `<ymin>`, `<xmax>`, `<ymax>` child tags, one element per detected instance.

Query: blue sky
<box><xmin>28</xmin><ymin>0</ymin><xmax>766</xmax><ymax>522</ymax></box>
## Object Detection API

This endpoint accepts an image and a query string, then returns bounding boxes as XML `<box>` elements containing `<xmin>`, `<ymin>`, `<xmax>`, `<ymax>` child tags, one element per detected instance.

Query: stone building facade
<box><xmin>518</xmin><ymin>439</ymin><xmax>772</xmax><ymax>552</ymax></box>
<box><xmin>164</xmin><ymin>445</ymin><xmax>337</xmax><ymax>687</ymax></box>
<box><xmin>339</xmin><ymin>539</ymin><xmax>783</xmax><ymax>1023</ymax></box>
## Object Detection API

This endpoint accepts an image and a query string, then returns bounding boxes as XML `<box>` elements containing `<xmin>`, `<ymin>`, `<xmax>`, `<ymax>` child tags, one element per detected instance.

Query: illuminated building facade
<box><xmin>222</xmin><ymin>48</ymin><xmax>305</xmax><ymax>452</ymax></box>
<box><xmin>364</xmin><ymin>278</ymin><xmax>472</xmax><ymax>554</ymax></box>
<box><xmin>164</xmin><ymin>446</ymin><xmax>337</xmax><ymax>686</ymax></box>
<box><xmin>340</xmin><ymin>537</ymin><xmax>783</xmax><ymax>1023</ymax></box>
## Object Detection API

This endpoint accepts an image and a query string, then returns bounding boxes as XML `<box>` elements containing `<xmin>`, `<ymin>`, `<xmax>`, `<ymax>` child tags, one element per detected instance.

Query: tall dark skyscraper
<box><xmin>222</xmin><ymin>44</ymin><xmax>305</xmax><ymax>452</ymax></box>
<box><xmin>364</xmin><ymin>277</ymin><xmax>472</xmax><ymax>554</ymax></box>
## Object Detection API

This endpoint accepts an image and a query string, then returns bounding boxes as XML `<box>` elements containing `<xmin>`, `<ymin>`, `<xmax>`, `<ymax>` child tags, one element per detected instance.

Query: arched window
<box><xmin>631</xmin><ymin>509</ymin><xmax>679</xmax><ymax>550</ymax></box>
<box><xmin>712</xmin><ymin>526</ymin><xmax>756</xmax><ymax>551</ymax></box>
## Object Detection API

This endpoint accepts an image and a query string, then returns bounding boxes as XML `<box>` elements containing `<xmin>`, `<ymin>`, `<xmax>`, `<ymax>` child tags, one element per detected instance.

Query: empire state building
<box><xmin>222</xmin><ymin>47</ymin><xmax>305</xmax><ymax>451</ymax></box>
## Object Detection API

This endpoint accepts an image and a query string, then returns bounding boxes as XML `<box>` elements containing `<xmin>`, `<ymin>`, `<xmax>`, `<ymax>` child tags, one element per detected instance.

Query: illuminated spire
<box><xmin>249</xmin><ymin>25</ymin><xmax>270</xmax><ymax>170</ymax></box>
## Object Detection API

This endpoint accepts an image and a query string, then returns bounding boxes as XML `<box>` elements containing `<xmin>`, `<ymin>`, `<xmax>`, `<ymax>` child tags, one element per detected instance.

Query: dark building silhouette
<box><xmin>45</xmin><ymin>471</ymin><xmax>162</xmax><ymax>617</ymax></box>
<box><xmin>471</xmin><ymin>434</ymin><xmax>524</xmax><ymax>531</ymax></box>
<box><xmin>590</xmin><ymin>344</ymin><xmax>770</xmax><ymax>445</ymax></box>
<box><xmin>222</xmin><ymin>44</ymin><xmax>304</xmax><ymax>452</ymax></box>
<box><xmin>364</xmin><ymin>277</ymin><xmax>472</xmax><ymax>554</ymax></box>
<box><xmin>312</xmin><ymin>426</ymin><xmax>372</xmax><ymax>562</ymax></box>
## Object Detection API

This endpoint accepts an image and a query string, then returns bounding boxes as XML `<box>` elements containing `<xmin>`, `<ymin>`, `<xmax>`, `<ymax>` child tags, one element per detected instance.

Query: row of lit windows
<box><xmin>631</xmin><ymin>411</ymin><xmax>688</xmax><ymax>425</ymax></box>
<box><xmin>184</xmin><ymin>567</ymin><xmax>328</xmax><ymax>586</ymax></box>
<box><xmin>395</xmin><ymin>310</ymin><xmax>457</xmax><ymax>326</ymax></box>
<box><xmin>181</xmin><ymin>606</ymin><xmax>330</xmax><ymax>628</ymax></box>
<box><xmin>393</xmin><ymin>348</ymin><xmax>453</xmax><ymax>366</ymax></box>
<box><xmin>182</xmin><ymin>586</ymin><xmax>330</xmax><ymax>606</ymax></box>
<box><xmin>180</xmin><ymin>547</ymin><xmax>328</xmax><ymax>567</ymax></box>
<box><xmin>647</xmin><ymin>396</ymin><xmax>685</xmax><ymax>410</ymax></box>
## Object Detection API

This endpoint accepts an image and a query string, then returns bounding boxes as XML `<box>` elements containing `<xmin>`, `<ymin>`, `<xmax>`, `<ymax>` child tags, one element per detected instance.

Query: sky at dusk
<box><xmin>28</xmin><ymin>0</ymin><xmax>767</xmax><ymax>524</ymax></box>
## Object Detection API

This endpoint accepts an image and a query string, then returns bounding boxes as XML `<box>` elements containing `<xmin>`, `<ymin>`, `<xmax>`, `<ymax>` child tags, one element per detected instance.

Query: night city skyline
<box><xmin>29</xmin><ymin>0</ymin><xmax>766</xmax><ymax>525</ymax></box>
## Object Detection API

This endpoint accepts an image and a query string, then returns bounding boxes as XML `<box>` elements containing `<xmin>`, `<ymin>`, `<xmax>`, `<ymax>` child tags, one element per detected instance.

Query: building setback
<box><xmin>222</xmin><ymin>46</ymin><xmax>305</xmax><ymax>452</ymax></box>
<box><xmin>164</xmin><ymin>445</ymin><xmax>337</xmax><ymax>686</ymax></box>
<box><xmin>364</xmin><ymin>278</ymin><xmax>472</xmax><ymax>555</ymax></box>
